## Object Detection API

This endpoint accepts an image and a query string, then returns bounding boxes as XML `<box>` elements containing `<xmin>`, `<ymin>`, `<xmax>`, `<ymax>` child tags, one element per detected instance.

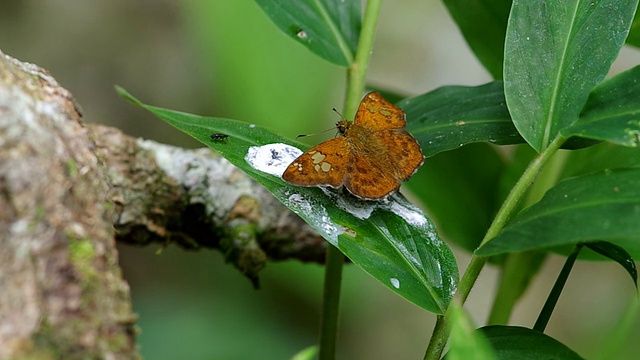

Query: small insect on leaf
<box><xmin>210</xmin><ymin>133</ymin><xmax>229</xmax><ymax>142</ymax></box>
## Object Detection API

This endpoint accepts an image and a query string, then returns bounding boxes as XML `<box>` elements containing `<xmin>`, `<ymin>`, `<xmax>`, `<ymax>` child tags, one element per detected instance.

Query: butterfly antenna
<box><xmin>296</xmin><ymin>107</ymin><xmax>345</xmax><ymax>138</ymax></box>
<box><xmin>332</xmin><ymin>108</ymin><xmax>345</xmax><ymax>119</ymax></box>
<box><xmin>296</xmin><ymin>127</ymin><xmax>336</xmax><ymax>139</ymax></box>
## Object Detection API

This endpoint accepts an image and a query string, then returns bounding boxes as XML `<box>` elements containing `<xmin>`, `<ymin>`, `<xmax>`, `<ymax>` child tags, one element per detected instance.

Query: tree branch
<box><xmin>94</xmin><ymin>124</ymin><xmax>328</xmax><ymax>284</ymax></box>
<box><xmin>0</xmin><ymin>49</ymin><xmax>325</xmax><ymax>358</ymax></box>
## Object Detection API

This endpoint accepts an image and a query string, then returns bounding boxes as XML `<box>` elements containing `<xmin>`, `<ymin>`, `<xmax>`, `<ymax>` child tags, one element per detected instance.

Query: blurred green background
<box><xmin>2</xmin><ymin>1</ymin><xmax>639</xmax><ymax>359</ymax></box>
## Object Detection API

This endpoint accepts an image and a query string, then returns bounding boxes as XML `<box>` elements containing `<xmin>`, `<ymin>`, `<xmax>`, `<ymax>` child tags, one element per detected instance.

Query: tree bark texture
<box><xmin>0</xmin><ymin>49</ymin><xmax>325</xmax><ymax>359</ymax></box>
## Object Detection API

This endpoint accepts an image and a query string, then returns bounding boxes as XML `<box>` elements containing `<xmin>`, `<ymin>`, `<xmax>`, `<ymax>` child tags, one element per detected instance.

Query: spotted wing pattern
<box><xmin>282</xmin><ymin>137</ymin><xmax>350</xmax><ymax>188</ymax></box>
<box><xmin>354</xmin><ymin>92</ymin><xmax>406</xmax><ymax>131</ymax></box>
<box><xmin>282</xmin><ymin>91</ymin><xmax>424</xmax><ymax>200</ymax></box>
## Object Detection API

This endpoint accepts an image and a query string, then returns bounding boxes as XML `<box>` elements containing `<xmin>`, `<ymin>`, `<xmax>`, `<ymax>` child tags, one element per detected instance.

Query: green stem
<box><xmin>479</xmin><ymin>137</ymin><xmax>565</xmax><ymax>250</ymax></box>
<box><xmin>423</xmin><ymin>316</ymin><xmax>447</xmax><ymax>360</ymax></box>
<box><xmin>318</xmin><ymin>245</ymin><xmax>344</xmax><ymax>360</ymax></box>
<box><xmin>487</xmin><ymin>150</ymin><xmax>570</xmax><ymax>324</ymax></box>
<box><xmin>344</xmin><ymin>0</ymin><xmax>382</xmax><ymax>117</ymax></box>
<box><xmin>425</xmin><ymin>135</ymin><xmax>567</xmax><ymax>359</ymax></box>
<box><xmin>318</xmin><ymin>1</ymin><xmax>383</xmax><ymax>359</ymax></box>
<box><xmin>460</xmin><ymin>136</ymin><xmax>565</xmax><ymax>302</ymax></box>
<box><xmin>533</xmin><ymin>244</ymin><xmax>582</xmax><ymax>332</ymax></box>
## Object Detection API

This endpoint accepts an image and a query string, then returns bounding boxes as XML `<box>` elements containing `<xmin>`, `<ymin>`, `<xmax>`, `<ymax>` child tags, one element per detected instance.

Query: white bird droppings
<box><xmin>390</xmin><ymin>278</ymin><xmax>400</xmax><ymax>289</ymax></box>
<box><xmin>244</xmin><ymin>143</ymin><xmax>301</xmax><ymax>177</ymax></box>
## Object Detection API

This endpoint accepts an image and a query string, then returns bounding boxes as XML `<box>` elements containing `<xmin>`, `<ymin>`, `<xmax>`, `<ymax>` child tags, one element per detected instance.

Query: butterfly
<box><xmin>282</xmin><ymin>92</ymin><xmax>424</xmax><ymax>200</ymax></box>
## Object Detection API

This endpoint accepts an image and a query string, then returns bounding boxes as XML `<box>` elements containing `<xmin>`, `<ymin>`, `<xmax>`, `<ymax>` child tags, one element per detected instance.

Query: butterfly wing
<box><xmin>376</xmin><ymin>129</ymin><xmax>425</xmax><ymax>180</ymax></box>
<box><xmin>284</xmin><ymin>92</ymin><xmax>421</xmax><ymax>199</ymax></box>
<box><xmin>282</xmin><ymin>137</ymin><xmax>350</xmax><ymax>188</ymax></box>
<box><xmin>343</xmin><ymin>149</ymin><xmax>402</xmax><ymax>199</ymax></box>
<box><xmin>354</xmin><ymin>92</ymin><xmax>406</xmax><ymax>130</ymax></box>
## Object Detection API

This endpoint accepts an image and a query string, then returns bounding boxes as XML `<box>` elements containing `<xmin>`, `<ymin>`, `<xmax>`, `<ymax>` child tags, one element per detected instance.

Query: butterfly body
<box><xmin>282</xmin><ymin>92</ymin><xmax>424</xmax><ymax>200</ymax></box>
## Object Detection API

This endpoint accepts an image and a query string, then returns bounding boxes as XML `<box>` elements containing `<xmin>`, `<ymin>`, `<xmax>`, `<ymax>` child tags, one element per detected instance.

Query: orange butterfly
<box><xmin>282</xmin><ymin>92</ymin><xmax>424</xmax><ymax>200</ymax></box>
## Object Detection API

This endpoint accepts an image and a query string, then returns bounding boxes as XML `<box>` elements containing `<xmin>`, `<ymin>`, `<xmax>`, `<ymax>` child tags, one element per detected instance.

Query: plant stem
<box><xmin>423</xmin><ymin>316</ymin><xmax>447</xmax><ymax>360</ymax></box>
<box><xmin>424</xmin><ymin>135</ymin><xmax>567</xmax><ymax>359</ymax></box>
<box><xmin>533</xmin><ymin>244</ymin><xmax>582</xmax><ymax>332</ymax></box>
<box><xmin>318</xmin><ymin>245</ymin><xmax>344</xmax><ymax>360</ymax></box>
<box><xmin>460</xmin><ymin>136</ymin><xmax>565</xmax><ymax>301</ymax></box>
<box><xmin>487</xmin><ymin>150</ymin><xmax>569</xmax><ymax>324</ymax></box>
<box><xmin>344</xmin><ymin>0</ymin><xmax>382</xmax><ymax>117</ymax></box>
<box><xmin>318</xmin><ymin>1</ymin><xmax>383</xmax><ymax>359</ymax></box>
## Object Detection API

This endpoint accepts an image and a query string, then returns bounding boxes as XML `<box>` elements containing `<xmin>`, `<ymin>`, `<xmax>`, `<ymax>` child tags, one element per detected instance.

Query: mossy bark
<box><xmin>0</xmin><ymin>49</ymin><xmax>329</xmax><ymax>359</ymax></box>
<box><xmin>0</xmin><ymin>50</ymin><xmax>138</xmax><ymax>359</ymax></box>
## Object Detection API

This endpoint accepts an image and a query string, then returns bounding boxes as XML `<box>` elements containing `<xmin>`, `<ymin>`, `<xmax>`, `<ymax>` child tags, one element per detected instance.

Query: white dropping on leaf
<box><xmin>320</xmin><ymin>215</ymin><xmax>341</xmax><ymax>245</ymax></box>
<box><xmin>245</xmin><ymin>143</ymin><xmax>302</xmax><ymax>177</ymax></box>
<box><xmin>296</xmin><ymin>29</ymin><xmax>308</xmax><ymax>40</ymax></box>
<box><xmin>390</xmin><ymin>278</ymin><xmax>400</xmax><ymax>289</ymax></box>
<box><xmin>281</xmin><ymin>190</ymin><xmax>343</xmax><ymax>246</ymax></box>
<box><xmin>287</xmin><ymin>193</ymin><xmax>312</xmax><ymax>214</ymax></box>
<box><xmin>319</xmin><ymin>189</ymin><xmax>431</xmax><ymax>229</ymax></box>
<box><xmin>386</xmin><ymin>195</ymin><xmax>427</xmax><ymax>227</ymax></box>
<box><xmin>320</xmin><ymin>187</ymin><xmax>377</xmax><ymax>219</ymax></box>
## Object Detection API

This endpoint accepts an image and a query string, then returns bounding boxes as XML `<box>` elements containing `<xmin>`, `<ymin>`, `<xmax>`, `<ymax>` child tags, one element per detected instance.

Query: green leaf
<box><xmin>446</xmin><ymin>303</ymin><xmax>497</xmax><ymax>360</ymax></box>
<box><xmin>443</xmin><ymin>0</ymin><xmax>511</xmax><ymax>79</ymax></box>
<box><xmin>476</xmin><ymin>167</ymin><xmax>640</xmax><ymax>257</ymax></box>
<box><xmin>254</xmin><ymin>0</ymin><xmax>361</xmax><ymax>66</ymax></box>
<box><xmin>561</xmin><ymin>143</ymin><xmax>640</xmax><ymax>179</ymax></box>
<box><xmin>626</xmin><ymin>6</ymin><xmax>640</xmax><ymax>47</ymax></box>
<box><xmin>117</xmin><ymin>86</ymin><xmax>459</xmax><ymax>314</ymax></box>
<box><xmin>185</xmin><ymin>1</ymin><xmax>341</xmax><ymax>136</ymax></box>
<box><xmin>504</xmin><ymin>0</ymin><xmax>638</xmax><ymax>152</ymax></box>
<box><xmin>290</xmin><ymin>346</ymin><xmax>318</xmax><ymax>360</ymax></box>
<box><xmin>585</xmin><ymin>241</ymin><xmax>638</xmax><ymax>288</ymax></box>
<box><xmin>480</xmin><ymin>326</ymin><xmax>584</xmax><ymax>359</ymax></box>
<box><xmin>563</xmin><ymin>65</ymin><xmax>640</xmax><ymax>147</ymax></box>
<box><xmin>399</xmin><ymin>82</ymin><xmax>523</xmax><ymax>157</ymax></box>
<box><xmin>406</xmin><ymin>143</ymin><xmax>505</xmax><ymax>252</ymax></box>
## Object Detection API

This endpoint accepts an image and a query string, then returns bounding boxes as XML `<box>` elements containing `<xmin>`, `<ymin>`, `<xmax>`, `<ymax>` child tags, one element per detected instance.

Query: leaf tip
<box><xmin>114</xmin><ymin>85</ymin><xmax>143</xmax><ymax>107</ymax></box>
